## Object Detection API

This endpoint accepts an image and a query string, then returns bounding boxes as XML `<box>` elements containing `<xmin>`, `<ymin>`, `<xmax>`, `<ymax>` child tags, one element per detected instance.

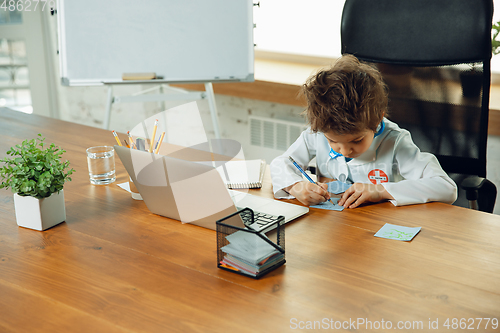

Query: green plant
<box><xmin>492</xmin><ymin>20</ymin><xmax>500</xmax><ymax>55</ymax></box>
<box><xmin>465</xmin><ymin>21</ymin><xmax>500</xmax><ymax>72</ymax></box>
<box><xmin>0</xmin><ymin>134</ymin><xmax>75</xmax><ymax>199</ymax></box>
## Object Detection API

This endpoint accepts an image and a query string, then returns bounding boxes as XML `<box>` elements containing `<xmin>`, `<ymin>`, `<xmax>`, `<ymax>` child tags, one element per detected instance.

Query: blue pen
<box><xmin>288</xmin><ymin>156</ymin><xmax>335</xmax><ymax>205</ymax></box>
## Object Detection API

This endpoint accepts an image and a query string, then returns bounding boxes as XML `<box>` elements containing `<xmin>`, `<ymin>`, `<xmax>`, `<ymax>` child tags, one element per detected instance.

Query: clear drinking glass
<box><xmin>86</xmin><ymin>146</ymin><xmax>116</xmax><ymax>185</ymax></box>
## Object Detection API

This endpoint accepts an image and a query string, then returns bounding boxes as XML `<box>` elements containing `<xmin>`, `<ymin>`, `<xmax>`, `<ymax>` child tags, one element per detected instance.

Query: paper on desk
<box><xmin>222</xmin><ymin>231</ymin><xmax>278</xmax><ymax>264</ymax></box>
<box><xmin>116</xmin><ymin>182</ymin><xmax>143</xmax><ymax>200</ymax></box>
<box><xmin>327</xmin><ymin>181</ymin><xmax>352</xmax><ymax>194</ymax></box>
<box><xmin>374</xmin><ymin>223</ymin><xmax>421</xmax><ymax>241</ymax></box>
<box><xmin>310</xmin><ymin>197</ymin><xmax>345</xmax><ymax>211</ymax></box>
<box><xmin>117</xmin><ymin>182</ymin><xmax>131</xmax><ymax>192</ymax></box>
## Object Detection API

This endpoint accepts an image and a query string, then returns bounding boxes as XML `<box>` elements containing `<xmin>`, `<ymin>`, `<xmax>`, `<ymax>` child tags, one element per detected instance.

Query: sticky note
<box><xmin>374</xmin><ymin>223</ymin><xmax>421</xmax><ymax>241</ymax></box>
<box><xmin>310</xmin><ymin>197</ymin><xmax>345</xmax><ymax>211</ymax></box>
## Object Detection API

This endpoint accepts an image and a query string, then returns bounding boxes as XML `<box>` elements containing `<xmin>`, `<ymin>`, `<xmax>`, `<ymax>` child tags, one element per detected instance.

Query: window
<box><xmin>254</xmin><ymin>0</ymin><xmax>343</xmax><ymax>59</ymax></box>
<box><xmin>0</xmin><ymin>8</ymin><xmax>33</xmax><ymax>113</ymax></box>
<box><xmin>254</xmin><ymin>0</ymin><xmax>500</xmax><ymax>73</ymax></box>
<box><xmin>0</xmin><ymin>6</ymin><xmax>57</xmax><ymax>117</ymax></box>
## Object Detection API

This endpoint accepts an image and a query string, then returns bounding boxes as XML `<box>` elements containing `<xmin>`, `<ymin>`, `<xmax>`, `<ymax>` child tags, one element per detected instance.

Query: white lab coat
<box><xmin>270</xmin><ymin>118</ymin><xmax>457</xmax><ymax>206</ymax></box>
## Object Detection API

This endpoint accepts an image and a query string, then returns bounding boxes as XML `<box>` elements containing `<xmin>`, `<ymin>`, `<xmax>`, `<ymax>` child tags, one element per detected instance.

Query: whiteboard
<box><xmin>57</xmin><ymin>0</ymin><xmax>254</xmax><ymax>86</ymax></box>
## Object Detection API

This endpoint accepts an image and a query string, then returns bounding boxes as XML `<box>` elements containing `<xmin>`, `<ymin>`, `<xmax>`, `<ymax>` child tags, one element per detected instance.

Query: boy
<box><xmin>270</xmin><ymin>55</ymin><xmax>457</xmax><ymax>208</ymax></box>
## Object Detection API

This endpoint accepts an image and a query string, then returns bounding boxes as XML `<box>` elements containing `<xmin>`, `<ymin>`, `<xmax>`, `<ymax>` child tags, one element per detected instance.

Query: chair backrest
<box><xmin>341</xmin><ymin>0</ymin><xmax>493</xmax><ymax>65</ymax></box>
<box><xmin>341</xmin><ymin>0</ymin><xmax>493</xmax><ymax>178</ymax></box>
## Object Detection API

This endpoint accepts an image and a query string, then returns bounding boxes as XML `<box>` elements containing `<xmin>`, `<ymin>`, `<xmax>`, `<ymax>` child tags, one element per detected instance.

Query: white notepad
<box><xmin>215</xmin><ymin>159</ymin><xmax>266</xmax><ymax>189</ymax></box>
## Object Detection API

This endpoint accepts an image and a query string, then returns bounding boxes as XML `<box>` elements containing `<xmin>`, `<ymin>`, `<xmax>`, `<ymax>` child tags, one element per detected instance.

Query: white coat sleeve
<box><xmin>381</xmin><ymin>132</ymin><xmax>458</xmax><ymax>206</ymax></box>
<box><xmin>270</xmin><ymin>130</ymin><xmax>317</xmax><ymax>199</ymax></box>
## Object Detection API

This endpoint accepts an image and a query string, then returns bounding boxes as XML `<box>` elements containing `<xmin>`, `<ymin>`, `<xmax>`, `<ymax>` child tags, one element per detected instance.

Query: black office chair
<box><xmin>340</xmin><ymin>0</ymin><xmax>497</xmax><ymax>213</ymax></box>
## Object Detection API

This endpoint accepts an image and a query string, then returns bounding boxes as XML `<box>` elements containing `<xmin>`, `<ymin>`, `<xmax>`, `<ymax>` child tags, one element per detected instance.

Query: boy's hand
<box><xmin>338</xmin><ymin>183</ymin><xmax>394</xmax><ymax>209</ymax></box>
<box><xmin>288</xmin><ymin>181</ymin><xmax>330</xmax><ymax>206</ymax></box>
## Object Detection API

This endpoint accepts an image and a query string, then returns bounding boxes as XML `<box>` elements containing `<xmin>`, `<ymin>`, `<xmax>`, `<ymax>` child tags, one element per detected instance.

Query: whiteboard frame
<box><xmin>57</xmin><ymin>0</ymin><xmax>255</xmax><ymax>86</ymax></box>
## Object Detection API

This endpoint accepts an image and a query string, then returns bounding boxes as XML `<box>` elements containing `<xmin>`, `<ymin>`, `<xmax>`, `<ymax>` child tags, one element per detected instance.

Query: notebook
<box><xmin>215</xmin><ymin>159</ymin><xmax>266</xmax><ymax>189</ymax></box>
<box><xmin>114</xmin><ymin>146</ymin><xmax>309</xmax><ymax>231</ymax></box>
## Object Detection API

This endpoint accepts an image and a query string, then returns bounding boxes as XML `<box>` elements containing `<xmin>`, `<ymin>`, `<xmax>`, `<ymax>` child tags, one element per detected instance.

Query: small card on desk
<box><xmin>374</xmin><ymin>223</ymin><xmax>421</xmax><ymax>241</ymax></box>
<box><xmin>310</xmin><ymin>197</ymin><xmax>345</xmax><ymax>211</ymax></box>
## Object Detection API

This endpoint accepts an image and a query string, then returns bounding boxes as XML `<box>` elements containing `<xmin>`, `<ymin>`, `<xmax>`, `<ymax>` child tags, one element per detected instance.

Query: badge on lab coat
<box><xmin>368</xmin><ymin>169</ymin><xmax>388</xmax><ymax>184</ymax></box>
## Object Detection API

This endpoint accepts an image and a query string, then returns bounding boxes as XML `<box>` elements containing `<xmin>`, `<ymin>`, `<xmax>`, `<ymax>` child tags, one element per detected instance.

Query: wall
<box><xmin>56</xmin><ymin>82</ymin><xmax>306</xmax><ymax>163</ymax></box>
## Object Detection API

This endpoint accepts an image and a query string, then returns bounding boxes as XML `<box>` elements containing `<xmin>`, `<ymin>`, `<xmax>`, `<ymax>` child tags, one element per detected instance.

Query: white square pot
<box><xmin>14</xmin><ymin>190</ymin><xmax>66</xmax><ymax>231</ymax></box>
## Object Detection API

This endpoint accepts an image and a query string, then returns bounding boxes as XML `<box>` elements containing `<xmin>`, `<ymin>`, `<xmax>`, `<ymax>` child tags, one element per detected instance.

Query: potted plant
<box><xmin>0</xmin><ymin>134</ymin><xmax>75</xmax><ymax>231</ymax></box>
<box><xmin>492</xmin><ymin>20</ymin><xmax>500</xmax><ymax>56</ymax></box>
<box><xmin>460</xmin><ymin>20</ymin><xmax>500</xmax><ymax>98</ymax></box>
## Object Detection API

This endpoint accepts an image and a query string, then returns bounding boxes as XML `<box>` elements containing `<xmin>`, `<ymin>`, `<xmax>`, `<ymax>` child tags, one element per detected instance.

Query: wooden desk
<box><xmin>1</xmin><ymin>108</ymin><xmax>499</xmax><ymax>332</ymax></box>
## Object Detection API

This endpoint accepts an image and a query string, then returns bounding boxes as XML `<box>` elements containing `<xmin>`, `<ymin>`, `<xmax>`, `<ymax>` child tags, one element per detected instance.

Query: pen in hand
<box><xmin>288</xmin><ymin>156</ymin><xmax>335</xmax><ymax>206</ymax></box>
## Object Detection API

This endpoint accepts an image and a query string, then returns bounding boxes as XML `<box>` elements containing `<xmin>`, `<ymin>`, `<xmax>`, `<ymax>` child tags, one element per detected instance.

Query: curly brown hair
<box><xmin>302</xmin><ymin>54</ymin><xmax>388</xmax><ymax>134</ymax></box>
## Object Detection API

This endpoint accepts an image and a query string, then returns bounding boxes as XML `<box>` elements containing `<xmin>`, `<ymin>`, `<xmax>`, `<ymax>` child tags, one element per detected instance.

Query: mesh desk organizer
<box><xmin>216</xmin><ymin>208</ymin><xmax>285</xmax><ymax>279</ymax></box>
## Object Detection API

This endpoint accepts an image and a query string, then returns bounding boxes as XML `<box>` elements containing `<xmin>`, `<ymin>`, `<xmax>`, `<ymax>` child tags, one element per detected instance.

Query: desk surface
<box><xmin>1</xmin><ymin>108</ymin><xmax>500</xmax><ymax>332</ymax></box>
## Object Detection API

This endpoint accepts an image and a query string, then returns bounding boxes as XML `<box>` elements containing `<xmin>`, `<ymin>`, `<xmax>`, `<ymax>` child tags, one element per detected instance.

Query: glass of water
<box><xmin>86</xmin><ymin>146</ymin><xmax>116</xmax><ymax>185</ymax></box>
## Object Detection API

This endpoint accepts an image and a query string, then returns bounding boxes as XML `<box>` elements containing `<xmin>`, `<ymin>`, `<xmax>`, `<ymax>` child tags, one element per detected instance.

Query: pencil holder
<box><xmin>216</xmin><ymin>208</ymin><xmax>285</xmax><ymax>279</ymax></box>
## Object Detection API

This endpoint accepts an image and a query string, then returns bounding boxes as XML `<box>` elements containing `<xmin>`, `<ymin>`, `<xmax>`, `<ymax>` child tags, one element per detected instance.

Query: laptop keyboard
<box><xmin>236</xmin><ymin>207</ymin><xmax>281</xmax><ymax>232</ymax></box>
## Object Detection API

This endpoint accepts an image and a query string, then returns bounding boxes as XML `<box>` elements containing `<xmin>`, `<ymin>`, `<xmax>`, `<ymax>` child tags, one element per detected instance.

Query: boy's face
<box><xmin>323</xmin><ymin>129</ymin><xmax>375</xmax><ymax>159</ymax></box>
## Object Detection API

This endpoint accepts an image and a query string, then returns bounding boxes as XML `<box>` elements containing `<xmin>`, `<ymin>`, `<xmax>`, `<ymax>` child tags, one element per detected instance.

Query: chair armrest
<box><xmin>460</xmin><ymin>176</ymin><xmax>497</xmax><ymax>213</ymax></box>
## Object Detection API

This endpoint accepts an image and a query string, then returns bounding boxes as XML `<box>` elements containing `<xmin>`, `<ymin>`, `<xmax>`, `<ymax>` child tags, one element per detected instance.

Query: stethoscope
<box><xmin>328</xmin><ymin>121</ymin><xmax>385</xmax><ymax>182</ymax></box>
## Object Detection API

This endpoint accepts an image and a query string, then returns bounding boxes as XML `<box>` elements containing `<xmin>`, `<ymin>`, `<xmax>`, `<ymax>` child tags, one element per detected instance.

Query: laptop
<box><xmin>114</xmin><ymin>146</ymin><xmax>309</xmax><ymax>232</ymax></box>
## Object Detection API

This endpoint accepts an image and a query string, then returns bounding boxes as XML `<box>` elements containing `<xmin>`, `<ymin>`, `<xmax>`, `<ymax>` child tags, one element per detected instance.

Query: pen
<box><xmin>127</xmin><ymin>131</ymin><xmax>136</xmax><ymax>149</ymax></box>
<box><xmin>112</xmin><ymin>130</ymin><xmax>123</xmax><ymax>146</ymax></box>
<box><xmin>148</xmin><ymin>119</ymin><xmax>158</xmax><ymax>153</ymax></box>
<box><xmin>154</xmin><ymin>131</ymin><xmax>165</xmax><ymax>154</ymax></box>
<box><xmin>153</xmin><ymin>137</ymin><xmax>160</xmax><ymax>152</ymax></box>
<box><xmin>219</xmin><ymin>263</ymin><xmax>239</xmax><ymax>272</ymax></box>
<box><xmin>288</xmin><ymin>156</ymin><xmax>335</xmax><ymax>205</ymax></box>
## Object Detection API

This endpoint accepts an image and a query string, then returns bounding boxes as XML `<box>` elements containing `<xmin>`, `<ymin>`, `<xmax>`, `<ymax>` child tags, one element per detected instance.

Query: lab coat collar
<box><xmin>329</xmin><ymin>120</ymin><xmax>387</xmax><ymax>166</ymax></box>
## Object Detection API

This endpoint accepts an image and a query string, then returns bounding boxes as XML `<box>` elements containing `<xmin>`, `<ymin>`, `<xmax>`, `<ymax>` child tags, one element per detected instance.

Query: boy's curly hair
<box><xmin>302</xmin><ymin>54</ymin><xmax>388</xmax><ymax>134</ymax></box>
